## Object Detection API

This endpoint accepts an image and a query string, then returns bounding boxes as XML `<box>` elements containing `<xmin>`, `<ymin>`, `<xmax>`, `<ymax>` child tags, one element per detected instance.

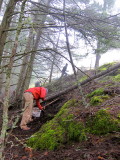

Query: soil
<box><xmin>1</xmin><ymin>80</ymin><xmax>120</xmax><ymax>160</ymax></box>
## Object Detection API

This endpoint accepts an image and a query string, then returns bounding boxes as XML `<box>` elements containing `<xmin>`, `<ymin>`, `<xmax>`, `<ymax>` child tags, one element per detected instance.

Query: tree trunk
<box><xmin>63</xmin><ymin>0</ymin><xmax>89</xmax><ymax>107</ymax></box>
<box><xmin>0</xmin><ymin>51</ymin><xmax>8</xmax><ymax>97</ymax></box>
<box><xmin>14</xmin><ymin>0</ymin><xmax>52</xmax><ymax>101</ymax></box>
<box><xmin>63</xmin><ymin>0</ymin><xmax>77</xmax><ymax>77</ymax></box>
<box><xmin>24</xmin><ymin>29</ymin><xmax>43</xmax><ymax>89</ymax></box>
<box><xmin>94</xmin><ymin>52</ymin><xmax>101</xmax><ymax>69</ymax></box>
<box><xmin>49</xmin><ymin>54</ymin><xmax>55</xmax><ymax>83</ymax></box>
<box><xmin>94</xmin><ymin>41</ymin><xmax>101</xmax><ymax>69</ymax></box>
<box><xmin>49</xmin><ymin>30</ymin><xmax>61</xmax><ymax>83</ymax></box>
<box><xmin>0</xmin><ymin>1</ymin><xmax>27</xmax><ymax>159</ymax></box>
<box><xmin>0</xmin><ymin>0</ymin><xmax>20</xmax><ymax>65</ymax></box>
<box><xmin>0</xmin><ymin>0</ymin><xmax>3</xmax><ymax>11</ymax></box>
<box><xmin>15</xmin><ymin>29</ymin><xmax>34</xmax><ymax>101</ymax></box>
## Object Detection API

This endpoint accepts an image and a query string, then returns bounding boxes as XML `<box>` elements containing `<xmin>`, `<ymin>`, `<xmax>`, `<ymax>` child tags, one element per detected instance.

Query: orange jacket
<box><xmin>25</xmin><ymin>87</ymin><xmax>47</xmax><ymax>110</ymax></box>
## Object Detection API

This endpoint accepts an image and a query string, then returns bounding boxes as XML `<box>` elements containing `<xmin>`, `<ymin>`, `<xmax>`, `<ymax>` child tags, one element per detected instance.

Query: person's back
<box><xmin>25</xmin><ymin>87</ymin><xmax>47</xmax><ymax>100</ymax></box>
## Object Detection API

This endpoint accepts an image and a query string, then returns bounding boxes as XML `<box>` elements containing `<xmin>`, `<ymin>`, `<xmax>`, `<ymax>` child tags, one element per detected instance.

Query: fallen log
<box><xmin>45</xmin><ymin>63</ymin><xmax>120</xmax><ymax>102</ymax></box>
<box><xmin>104</xmin><ymin>88</ymin><xmax>120</xmax><ymax>95</ymax></box>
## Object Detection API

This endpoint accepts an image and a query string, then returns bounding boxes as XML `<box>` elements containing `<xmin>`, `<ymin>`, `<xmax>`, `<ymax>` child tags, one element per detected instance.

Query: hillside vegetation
<box><xmin>4</xmin><ymin>62</ymin><xmax>120</xmax><ymax>160</ymax></box>
<box><xmin>27</xmin><ymin>62</ymin><xmax>120</xmax><ymax>159</ymax></box>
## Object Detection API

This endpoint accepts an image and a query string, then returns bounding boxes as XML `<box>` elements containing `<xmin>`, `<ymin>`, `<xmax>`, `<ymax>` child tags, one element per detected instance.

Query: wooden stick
<box><xmin>44</xmin><ymin>98</ymin><xmax>60</xmax><ymax>107</ymax></box>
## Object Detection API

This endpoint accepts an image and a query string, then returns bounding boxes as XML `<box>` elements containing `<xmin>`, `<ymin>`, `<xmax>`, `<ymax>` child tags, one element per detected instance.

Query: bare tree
<box><xmin>0</xmin><ymin>0</ymin><xmax>22</xmax><ymax>65</ymax></box>
<box><xmin>0</xmin><ymin>1</ymin><xmax>27</xmax><ymax>159</ymax></box>
<box><xmin>0</xmin><ymin>0</ymin><xmax>3</xmax><ymax>11</ymax></box>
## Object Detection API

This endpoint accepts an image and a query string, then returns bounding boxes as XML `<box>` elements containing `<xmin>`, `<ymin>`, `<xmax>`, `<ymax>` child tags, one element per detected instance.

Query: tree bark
<box><xmin>49</xmin><ymin>29</ymin><xmax>61</xmax><ymax>83</ymax></box>
<box><xmin>63</xmin><ymin>0</ymin><xmax>77</xmax><ymax>77</ymax></box>
<box><xmin>0</xmin><ymin>0</ymin><xmax>20</xmax><ymax>65</ymax></box>
<box><xmin>94</xmin><ymin>41</ymin><xmax>101</xmax><ymax>69</ymax></box>
<box><xmin>0</xmin><ymin>0</ymin><xmax>3</xmax><ymax>11</ymax></box>
<box><xmin>15</xmin><ymin>29</ymin><xmax>34</xmax><ymax>101</ymax></box>
<box><xmin>94</xmin><ymin>52</ymin><xmax>101</xmax><ymax>69</ymax></box>
<box><xmin>49</xmin><ymin>54</ymin><xmax>55</xmax><ymax>83</ymax></box>
<box><xmin>0</xmin><ymin>1</ymin><xmax>27</xmax><ymax>159</ymax></box>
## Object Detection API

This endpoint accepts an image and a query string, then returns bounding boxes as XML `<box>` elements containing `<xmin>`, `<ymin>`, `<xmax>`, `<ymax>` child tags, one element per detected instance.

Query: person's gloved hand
<box><xmin>43</xmin><ymin>106</ymin><xmax>46</xmax><ymax>110</ymax></box>
<box><xmin>41</xmin><ymin>106</ymin><xmax>46</xmax><ymax>110</ymax></box>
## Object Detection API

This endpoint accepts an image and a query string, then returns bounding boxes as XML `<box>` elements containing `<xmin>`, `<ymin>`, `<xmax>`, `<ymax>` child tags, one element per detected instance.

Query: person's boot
<box><xmin>21</xmin><ymin>125</ymin><xmax>30</xmax><ymax>130</ymax></box>
<box><xmin>29</xmin><ymin>118</ymin><xmax>33</xmax><ymax>122</ymax></box>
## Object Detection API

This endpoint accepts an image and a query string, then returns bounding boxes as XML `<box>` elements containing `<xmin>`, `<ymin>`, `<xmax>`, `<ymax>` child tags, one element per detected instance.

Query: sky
<box><xmin>97</xmin><ymin>0</ymin><xmax>120</xmax><ymax>10</ymax></box>
<box><xmin>76</xmin><ymin>49</ymin><xmax>120</xmax><ymax>68</ymax></box>
<box><xmin>66</xmin><ymin>49</ymin><xmax>120</xmax><ymax>75</ymax></box>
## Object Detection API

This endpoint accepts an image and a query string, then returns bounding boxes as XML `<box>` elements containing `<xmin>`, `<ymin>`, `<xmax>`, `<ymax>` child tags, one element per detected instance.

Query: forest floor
<box><xmin>1</xmin><ymin>77</ymin><xmax>120</xmax><ymax>160</ymax></box>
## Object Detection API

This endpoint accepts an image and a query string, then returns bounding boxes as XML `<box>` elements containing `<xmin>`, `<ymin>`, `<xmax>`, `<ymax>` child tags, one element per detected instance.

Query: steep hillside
<box><xmin>2</xmin><ymin>63</ymin><xmax>120</xmax><ymax>160</ymax></box>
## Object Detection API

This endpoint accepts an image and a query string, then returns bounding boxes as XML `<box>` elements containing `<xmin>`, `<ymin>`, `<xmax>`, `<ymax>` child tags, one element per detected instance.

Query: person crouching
<box><xmin>20</xmin><ymin>87</ymin><xmax>48</xmax><ymax>130</ymax></box>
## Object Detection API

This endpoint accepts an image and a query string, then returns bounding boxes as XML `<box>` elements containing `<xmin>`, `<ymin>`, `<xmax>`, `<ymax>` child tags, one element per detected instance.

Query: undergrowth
<box><xmin>27</xmin><ymin>63</ymin><xmax>120</xmax><ymax>151</ymax></box>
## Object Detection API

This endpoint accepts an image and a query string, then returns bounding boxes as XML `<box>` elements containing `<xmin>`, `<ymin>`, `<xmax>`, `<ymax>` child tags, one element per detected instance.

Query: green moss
<box><xmin>87</xmin><ymin>109</ymin><xmax>120</xmax><ymax>135</ymax></box>
<box><xmin>59</xmin><ymin>114</ymin><xmax>87</xmax><ymax>142</ymax></box>
<box><xmin>67</xmin><ymin>121</ymin><xmax>87</xmax><ymax>141</ymax></box>
<box><xmin>113</xmin><ymin>74</ymin><xmax>120</xmax><ymax>82</ymax></box>
<box><xmin>99</xmin><ymin>76</ymin><xmax>113</xmax><ymax>83</ymax></box>
<box><xmin>56</xmin><ymin>99</ymin><xmax>76</xmax><ymax>118</ymax></box>
<box><xmin>27</xmin><ymin>119</ymin><xmax>65</xmax><ymax>150</ymax></box>
<box><xmin>90</xmin><ymin>96</ymin><xmax>103</xmax><ymax>105</ymax></box>
<box><xmin>27</xmin><ymin>99</ymin><xmax>87</xmax><ymax>150</ymax></box>
<box><xmin>27</xmin><ymin>98</ymin><xmax>120</xmax><ymax>150</ymax></box>
<box><xmin>105</xmin><ymin>83</ymin><xmax>114</xmax><ymax>87</ymax></box>
<box><xmin>78</xmin><ymin>76</ymin><xmax>87</xmax><ymax>83</ymax></box>
<box><xmin>90</xmin><ymin>95</ymin><xmax>109</xmax><ymax>106</ymax></box>
<box><xmin>87</xmin><ymin>88</ymin><xmax>104</xmax><ymax>98</ymax></box>
<box><xmin>56</xmin><ymin>100</ymin><xmax>87</xmax><ymax>142</ymax></box>
<box><xmin>97</xmin><ymin>62</ymin><xmax>117</xmax><ymax>72</ymax></box>
<box><xmin>117</xmin><ymin>113</ymin><xmax>120</xmax><ymax>118</ymax></box>
<box><xmin>87</xmin><ymin>88</ymin><xmax>109</xmax><ymax>105</ymax></box>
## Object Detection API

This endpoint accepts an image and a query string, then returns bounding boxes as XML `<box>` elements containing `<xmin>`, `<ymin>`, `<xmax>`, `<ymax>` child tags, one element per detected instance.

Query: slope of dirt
<box><xmin>1</xmin><ymin>78</ymin><xmax>120</xmax><ymax>160</ymax></box>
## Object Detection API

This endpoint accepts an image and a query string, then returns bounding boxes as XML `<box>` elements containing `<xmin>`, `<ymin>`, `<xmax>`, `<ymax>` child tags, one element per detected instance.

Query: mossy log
<box><xmin>45</xmin><ymin>63</ymin><xmax>120</xmax><ymax>102</ymax></box>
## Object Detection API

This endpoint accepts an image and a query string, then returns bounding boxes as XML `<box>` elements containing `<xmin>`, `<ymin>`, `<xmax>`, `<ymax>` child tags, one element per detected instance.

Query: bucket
<box><xmin>32</xmin><ymin>107</ymin><xmax>41</xmax><ymax>117</ymax></box>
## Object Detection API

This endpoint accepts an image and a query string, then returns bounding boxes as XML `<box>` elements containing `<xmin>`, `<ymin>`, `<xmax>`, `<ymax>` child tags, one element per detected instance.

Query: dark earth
<box><xmin>1</xmin><ymin>80</ymin><xmax>120</xmax><ymax>160</ymax></box>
